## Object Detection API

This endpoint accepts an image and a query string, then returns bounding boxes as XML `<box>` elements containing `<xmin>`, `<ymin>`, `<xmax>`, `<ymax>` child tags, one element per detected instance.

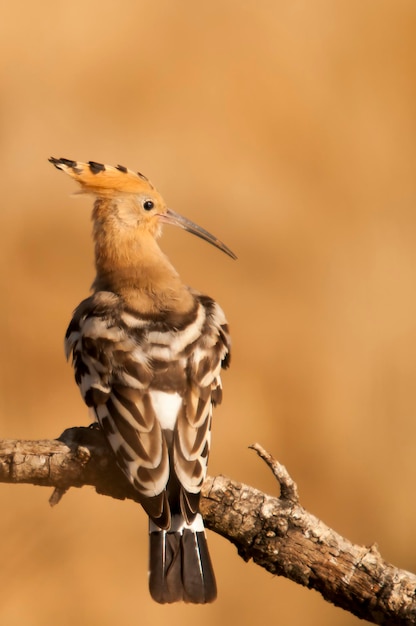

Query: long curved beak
<box><xmin>160</xmin><ymin>208</ymin><xmax>237</xmax><ymax>260</ymax></box>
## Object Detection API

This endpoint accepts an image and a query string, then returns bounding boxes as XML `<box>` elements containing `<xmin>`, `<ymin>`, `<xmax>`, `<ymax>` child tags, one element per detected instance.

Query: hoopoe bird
<box><xmin>49</xmin><ymin>157</ymin><xmax>235</xmax><ymax>604</ymax></box>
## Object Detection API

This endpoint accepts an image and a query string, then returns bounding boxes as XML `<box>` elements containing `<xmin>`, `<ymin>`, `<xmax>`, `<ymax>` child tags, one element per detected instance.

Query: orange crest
<box><xmin>49</xmin><ymin>157</ymin><xmax>155</xmax><ymax>196</ymax></box>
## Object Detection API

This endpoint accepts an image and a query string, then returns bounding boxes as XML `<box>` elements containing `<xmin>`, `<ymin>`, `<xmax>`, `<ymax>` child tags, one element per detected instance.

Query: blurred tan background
<box><xmin>1</xmin><ymin>1</ymin><xmax>416</xmax><ymax>624</ymax></box>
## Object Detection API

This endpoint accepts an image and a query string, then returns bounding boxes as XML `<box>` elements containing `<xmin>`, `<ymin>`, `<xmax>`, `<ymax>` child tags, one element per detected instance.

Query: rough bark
<box><xmin>0</xmin><ymin>426</ymin><xmax>415</xmax><ymax>625</ymax></box>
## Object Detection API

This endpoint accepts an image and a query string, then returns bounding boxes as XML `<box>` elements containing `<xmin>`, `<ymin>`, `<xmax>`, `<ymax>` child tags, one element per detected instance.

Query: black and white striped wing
<box><xmin>173</xmin><ymin>296</ymin><xmax>230</xmax><ymax>521</ymax></box>
<box><xmin>65</xmin><ymin>291</ymin><xmax>230</xmax><ymax>528</ymax></box>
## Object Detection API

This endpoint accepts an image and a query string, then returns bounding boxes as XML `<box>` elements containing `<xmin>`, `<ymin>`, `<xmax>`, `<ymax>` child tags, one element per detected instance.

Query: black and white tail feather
<box><xmin>149</xmin><ymin>514</ymin><xmax>216</xmax><ymax>603</ymax></box>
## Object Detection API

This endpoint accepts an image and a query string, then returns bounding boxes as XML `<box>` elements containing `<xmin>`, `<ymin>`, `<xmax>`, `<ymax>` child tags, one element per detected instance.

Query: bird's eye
<box><xmin>143</xmin><ymin>200</ymin><xmax>154</xmax><ymax>211</ymax></box>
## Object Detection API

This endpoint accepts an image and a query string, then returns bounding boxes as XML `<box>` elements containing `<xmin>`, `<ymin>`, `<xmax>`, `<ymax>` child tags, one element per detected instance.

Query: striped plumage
<box><xmin>50</xmin><ymin>157</ymin><xmax>234</xmax><ymax>604</ymax></box>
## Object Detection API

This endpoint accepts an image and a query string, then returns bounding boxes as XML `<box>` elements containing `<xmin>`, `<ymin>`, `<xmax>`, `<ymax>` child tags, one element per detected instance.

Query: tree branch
<box><xmin>0</xmin><ymin>427</ymin><xmax>415</xmax><ymax>625</ymax></box>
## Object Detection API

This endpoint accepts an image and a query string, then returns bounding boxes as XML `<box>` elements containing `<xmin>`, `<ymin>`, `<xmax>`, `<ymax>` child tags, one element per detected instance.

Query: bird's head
<box><xmin>49</xmin><ymin>158</ymin><xmax>236</xmax><ymax>260</ymax></box>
